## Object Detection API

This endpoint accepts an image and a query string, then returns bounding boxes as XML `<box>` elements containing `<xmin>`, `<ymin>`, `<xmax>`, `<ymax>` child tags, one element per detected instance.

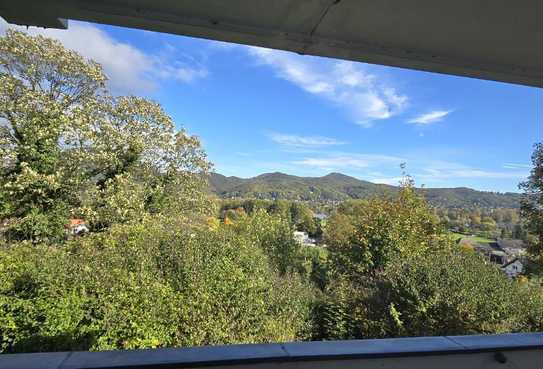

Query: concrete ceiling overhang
<box><xmin>1</xmin><ymin>0</ymin><xmax>542</xmax><ymax>87</ymax></box>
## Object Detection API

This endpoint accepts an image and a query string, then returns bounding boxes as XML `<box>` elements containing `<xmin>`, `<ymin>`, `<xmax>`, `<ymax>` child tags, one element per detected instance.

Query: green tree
<box><xmin>289</xmin><ymin>203</ymin><xmax>317</xmax><ymax>235</ymax></box>
<box><xmin>232</xmin><ymin>210</ymin><xmax>302</xmax><ymax>275</ymax></box>
<box><xmin>325</xmin><ymin>182</ymin><xmax>449</xmax><ymax>279</ymax></box>
<box><xmin>268</xmin><ymin>200</ymin><xmax>290</xmax><ymax>217</ymax></box>
<box><xmin>0</xmin><ymin>30</ymin><xmax>211</xmax><ymax>241</ymax></box>
<box><xmin>58</xmin><ymin>92</ymin><xmax>213</xmax><ymax>230</ymax></box>
<box><xmin>520</xmin><ymin>143</ymin><xmax>543</xmax><ymax>267</ymax></box>
<box><xmin>0</xmin><ymin>30</ymin><xmax>106</xmax><ymax>242</ymax></box>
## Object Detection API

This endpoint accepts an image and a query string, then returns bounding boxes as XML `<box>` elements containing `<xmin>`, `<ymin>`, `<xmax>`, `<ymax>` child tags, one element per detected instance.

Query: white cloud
<box><xmin>269</xmin><ymin>133</ymin><xmax>346</xmax><ymax>148</ymax></box>
<box><xmin>154</xmin><ymin>62</ymin><xmax>208</xmax><ymax>84</ymax></box>
<box><xmin>293</xmin><ymin>153</ymin><xmax>528</xmax><ymax>185</ymax></box>
<box><xmin>0</xmin><ymin>19</ymin><xmax>208</xmax><ymax>94</ymax></box>
<box><xmin>293</xmin><ymin>154</ymin><xmax>404</xmax><ymax>170</ymax></box>
<box><xmin>502</xmin><ymin>163</ymin><xmax>531</xmax><ymax>169</ymax></box>
<box><xmin>408</xmin><ymin>110</ymin><xmax>452</xmax><ymax>125</ymax></box>
<box><xmin>248</xmin><ymin>47</ymin><xmax>408</xmax><ymax>126</ymax></box>
<box><xmin>207</xmin><ymin>39</ymin><xmax>239</xmax><ymax>50</ymax></box>
<box><xmin>422</xmin><ymin>169</ymin><xmax>525</xmax><ymax>180</ymax></box>
<box><xmin>370</xmin><ymin>176</ymin><xmax>404</xmax><ymax>185</ymax></box>
<box><xmin>417</xmin><ymin>161</ymin><xmax>528</xmax><ymax>181</ymax></box>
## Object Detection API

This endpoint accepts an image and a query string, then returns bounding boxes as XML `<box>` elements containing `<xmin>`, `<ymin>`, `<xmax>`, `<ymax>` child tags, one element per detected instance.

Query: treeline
<box><xmin>219</xmin><ymin>199</ymin><xmax>323</xmax><ymax>237</ymax></box>
<box><xmin>1</xmin><ymin>30</ymin><xmax>543</xmax><ymax>354</ymax></box>
<box><xmin>219</xmin><ymin>198</ymin><xmax>529</xmax><ymax>242</ymax></box>
<box><xmin>434</xmin><ymin>207</ymin><xmax>528</xmax><ymax>240</ymax></box>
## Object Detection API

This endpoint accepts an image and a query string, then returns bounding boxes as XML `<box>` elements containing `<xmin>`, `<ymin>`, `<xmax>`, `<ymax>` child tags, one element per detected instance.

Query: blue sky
<box><xmin>2</xmin><ymin>19</ymin><xmax>542</xmax><ymax>192</ymax></box>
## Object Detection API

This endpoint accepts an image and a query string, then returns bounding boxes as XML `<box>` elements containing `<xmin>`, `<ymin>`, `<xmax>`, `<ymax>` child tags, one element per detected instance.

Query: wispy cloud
<box><xmin>269</xmin><ymin>133</ymin><xmax>346</xmax><ymax>148</ymax></box>
<box><xmin>408</xmin><ymin>110</ymin><xmax>452</xmax><ymax>125</ymax></box>
<box><xmin>502</xmin><ymin>163</ymin><xmax>531</xmax><ymax>170</ymax></box>
<box><xmin>417</xmin><ymin>161</ymin><xmax>528</xmax><ymax>181</ymax></box>
<box><xmin>293</xmin><ymin>154</ymin><xmax>405</xmax><ymax>170</ymax></box>
<box><xmin>0</xmin><ymin>20</ymin><xmax>208</xmax><ymax>94</ymax></box>
<box><xmin>248</xmin><ymin>47</ymin><xmax>408</xmax><ymax>127</ymax></box>
<box><xmin>421</xmin><ymin>169</ymin><xmax>526</xmax><ymax>180</ymax></box>
<box><xmin>370</xmin><ymin>177</ymin><xmax>405</xmax><ymax>186</ymax></box>
<box><xmin>292</xmin><ymin>152</ymin><xmax>528</xmax><ymax>187</ymax></box>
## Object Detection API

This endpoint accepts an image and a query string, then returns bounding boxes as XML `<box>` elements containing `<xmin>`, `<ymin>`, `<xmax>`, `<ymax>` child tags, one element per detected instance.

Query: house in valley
<box><xmin>459</xmin><ymin>236</ymin><xmax>525</xmax><ymax>278</ymax></box>
<box><xmin>501</xmin><ymin>258</ymin><xmax>524</xmax><ymax>279</ymax></box>
<box><xmin>293</xmin><ymin>231</ymin><xmax>317</xmax><ymax>247</ymax></box>
<box><xmin>496</xmin><ymin>239</ymin><xmax>526</xmax><ymax>258</ymax></box>
<box><xmin>66</xmin><ymin>219</ymin><xmax>89</xmax><ymax>236</ymax></box>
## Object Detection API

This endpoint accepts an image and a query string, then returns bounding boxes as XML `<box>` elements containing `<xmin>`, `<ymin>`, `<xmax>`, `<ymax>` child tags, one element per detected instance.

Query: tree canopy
<box><xmin>520</xmin><ymin>143</ymin><xmax>543</xmax><ymax>270</ymax></box>
<box><xmin>325</xmin><ymin>183</ymin><xmax>449</xmax><ymax>278</ymax></box>
<box><xmin>0</xmin><ymin>30</ymin><xmax>210</xmax><ymax>242</ymax></box>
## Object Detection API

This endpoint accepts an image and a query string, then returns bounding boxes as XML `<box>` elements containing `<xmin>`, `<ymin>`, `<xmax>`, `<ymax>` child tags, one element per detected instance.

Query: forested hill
<box><xmin>209</xmin><ymin>172</ymin><xmax>522</xmax><ymax>208</ymax></box>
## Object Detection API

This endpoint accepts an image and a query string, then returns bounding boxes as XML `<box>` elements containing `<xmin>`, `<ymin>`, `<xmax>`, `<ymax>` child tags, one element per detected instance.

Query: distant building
<box><xmin>459</xmin><ymin>238</ymin><xmax>501</xmax><ymax>260</ymax></box>
<box><xmin>459</xmin><ymin>235</ymin><xmax>526</xmax><ymax>278</ymax></box>
<box><xmin>293</xmin><ymin>231</ymin><xmax>317</xmax><ymax>247</ymax></box>
<box><xmin>66</xmin><ymin>219</ymin><xmax>89</xmax><ymax>236</ymax></box>
<box><xmin>315</xmin><ymin>213</ymin><xmax>329</xmax><ymax>221</ymax></box>
<box><xmin>496</xmin><ymin>239</ymin><xmax>526</xmax><ymax>258</ymax></box>
<box><xmin>501</xmin><ymin>258</ymin><xmax>523</xmax><ymax>279</ymax></box>
<box><xmin>472</xmin><ymin>243</ymin><xmax>495</xmax><ymax>258</ymax></box>
<box><xmin>489</xmin><ymin>250</ymin><xmax>507</xmax><ymax>265</ymax></box>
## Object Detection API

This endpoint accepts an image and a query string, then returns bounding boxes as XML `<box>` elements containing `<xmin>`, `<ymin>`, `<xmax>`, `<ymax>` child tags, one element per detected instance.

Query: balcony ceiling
<box><xmin>1</xmin><ymin>0</ymin><xmax>543</xmax><ymax>87</ymax></box>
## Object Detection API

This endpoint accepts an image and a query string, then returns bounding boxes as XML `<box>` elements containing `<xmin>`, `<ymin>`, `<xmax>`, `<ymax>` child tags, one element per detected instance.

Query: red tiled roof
<box><xmin>68</xmin><ymin>219</ymin><xmax>86</xmax><ymax>227</ymax></box>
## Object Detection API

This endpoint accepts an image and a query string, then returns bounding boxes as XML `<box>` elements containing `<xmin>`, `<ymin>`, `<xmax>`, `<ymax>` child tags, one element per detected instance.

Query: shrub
<box><xmin>315</xmin><ymin>250</ymin><xmax>529</xmax><ymax>340</ymax></box>
<box><xmin>0</xmin><ymin>215</ymin><xmax>312</xmax><ymax>352</ymax></box>
<box><xmin>325</xmin><ymin>186</ymin><xmax>450</xmax><ymax>279</ymax></box>
<box><xmin>367</xmin><ymin>251</ymin><xmax>525</xmax><ymax>337</ymax></box>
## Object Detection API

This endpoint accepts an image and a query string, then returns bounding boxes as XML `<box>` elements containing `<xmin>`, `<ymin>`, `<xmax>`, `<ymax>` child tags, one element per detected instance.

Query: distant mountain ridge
<box><xmin>209</xmin><ymin>172</ymin><xmax>521</xmax><ymax>209</ymax></box>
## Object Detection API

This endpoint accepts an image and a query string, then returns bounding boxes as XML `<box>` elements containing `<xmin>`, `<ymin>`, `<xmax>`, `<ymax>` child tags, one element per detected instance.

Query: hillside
<box><xmin>209</xmin><ymin>172</ymin><xmax>521</xmax><ymax>208</ymax></box>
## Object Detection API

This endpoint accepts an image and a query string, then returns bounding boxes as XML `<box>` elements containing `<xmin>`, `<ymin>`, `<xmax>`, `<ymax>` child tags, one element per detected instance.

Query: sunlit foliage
<box><xmin>0</xmin><ymin>30</ymin><xmax>211</xmax><ymax>242</ymax></box>
<box><xmin>0</xmin><ymin>215</ymin><xmax>312</xmax><ymax>352</ymax></box>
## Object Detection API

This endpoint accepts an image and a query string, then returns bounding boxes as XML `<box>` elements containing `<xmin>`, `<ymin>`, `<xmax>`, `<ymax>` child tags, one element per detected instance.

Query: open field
<box><xmin>448</xmin><ymin>232</ymin><xmax>494</xmax><ymax>244</ymax></box>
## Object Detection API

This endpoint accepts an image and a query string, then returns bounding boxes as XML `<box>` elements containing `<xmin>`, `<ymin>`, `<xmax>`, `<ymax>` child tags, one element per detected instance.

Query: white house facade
<box><xmin>501</xmin><ymin>259</ymin><xmax>523</xmax><ymax>279</ymax></box>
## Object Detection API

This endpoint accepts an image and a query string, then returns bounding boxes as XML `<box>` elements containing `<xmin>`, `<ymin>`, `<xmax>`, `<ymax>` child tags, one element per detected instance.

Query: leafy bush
<box><xmin>3</xmin><ymin>204</ymin><xmax>70</xmax><ymax>244</ymax></box>
<box><xmin>0</xmin><ymin>215</ymin><xmax>312</xmax><ymax>353</ymax></box>
<box><xmin>367</xmin><ymin>251</ymin><xmax>525</xmax><ymax>337</ymax></box>
<box><xmin>314</xmin><ymin>185</ymin><xmax>541</xmax><ymax>340</ymax></box>
<box><xmin>230</xmin><ymin>210</ymin><xmax>302</xmax><ymax>275</ymax></box>
<box><xmin>315</xmin><ymin>250</ymin><xmax>534</xmax><ymax>340</ymax></box>
<box><xmin>519</xmin><ymin>278</ymin><xmax>543</xmax><ymax>331</ymax></box>
<box><xmin>325</xmin><ymin>186</ymin><xmax>450</xmax><ymax>279</ymax></box>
